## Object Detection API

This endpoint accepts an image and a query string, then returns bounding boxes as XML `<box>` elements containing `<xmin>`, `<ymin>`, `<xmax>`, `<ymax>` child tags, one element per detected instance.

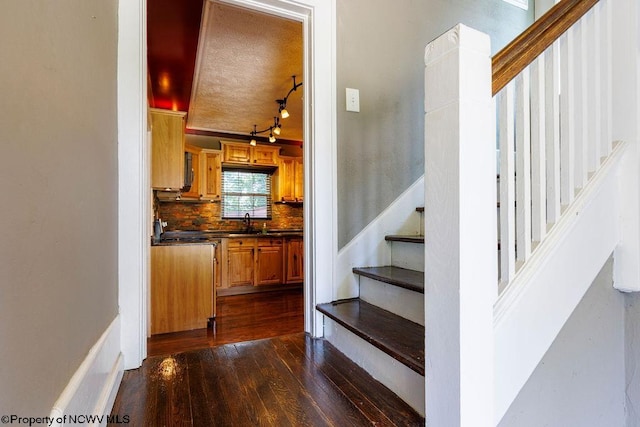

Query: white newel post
<box><xmin>424</xmin><ymin>24</ymin><xmax>497</xmax><ymax>427</ymax></box>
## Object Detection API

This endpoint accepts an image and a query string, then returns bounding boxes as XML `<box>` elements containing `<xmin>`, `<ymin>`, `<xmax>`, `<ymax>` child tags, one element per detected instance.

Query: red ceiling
<box><xmin>147</xmin><ymin>0</ymin><xmax>203</xmax><ymax>113</ymax></box>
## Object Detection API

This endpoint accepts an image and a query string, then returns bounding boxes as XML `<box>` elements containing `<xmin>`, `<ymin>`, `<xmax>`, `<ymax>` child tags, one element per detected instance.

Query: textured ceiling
<box><xmin>188</xmin><ymin>1</ymin><xmax>304</xmax><ymax>142</ymax></box>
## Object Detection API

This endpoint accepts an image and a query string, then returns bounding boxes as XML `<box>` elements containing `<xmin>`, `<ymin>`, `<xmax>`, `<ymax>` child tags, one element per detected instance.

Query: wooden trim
<box><xmin>492</xmin><ymin>0</ymin><xmax>599</xmax><ymax>96</ymax></box>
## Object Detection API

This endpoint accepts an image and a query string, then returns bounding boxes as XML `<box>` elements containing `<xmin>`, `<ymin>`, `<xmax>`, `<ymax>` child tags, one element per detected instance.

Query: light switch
<box><xmin>346</xmin><ymin>88</ymin><xmax>360</xmax><ymax>112</ymax></box>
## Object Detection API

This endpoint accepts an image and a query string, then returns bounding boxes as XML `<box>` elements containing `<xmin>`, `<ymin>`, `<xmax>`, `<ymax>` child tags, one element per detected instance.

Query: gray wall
<box><xmin>499</xmin><ymin>258</ymin><xmax>628</xmax><ymax>426</ymax></box>
<box><xmin>626</xmin><ymin>291</ymin><xmax>640</xmax><ymax>426</ymax></box>
<box><xmin>0</xmin><ymin>0</ymin><xmax>118</xmax><ymax>415</ymax></box>
<box><xmin>336</xmin><ymin>0</ymin><xmax>533</xmax><ymax>248</ymax></box>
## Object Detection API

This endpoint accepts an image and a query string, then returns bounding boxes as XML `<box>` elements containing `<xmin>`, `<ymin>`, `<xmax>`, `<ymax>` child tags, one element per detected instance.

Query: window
<box><xmin>222</xmin><ymin>169</ymin><xmax>272</xmax><ymax>219</ymax></box>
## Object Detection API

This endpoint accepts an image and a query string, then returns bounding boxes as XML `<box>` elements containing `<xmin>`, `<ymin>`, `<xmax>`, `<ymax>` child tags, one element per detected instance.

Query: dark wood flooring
<box><xmin>148</xmin><ymin>288</ymin><xmax>304</xmax><ymax>357</ymax></box>
<box><xmin>110</xmin><ymin>333</ymin><xmax>424</xmax><ymax>426</ymax></box>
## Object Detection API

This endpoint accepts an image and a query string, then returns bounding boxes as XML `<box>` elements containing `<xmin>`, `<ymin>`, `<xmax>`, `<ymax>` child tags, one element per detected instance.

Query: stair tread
<box><xmin>385</xmin><ymin>235</ymin><xmax>425</xmax><ymax>244</ymax></box>
<box><xmin>353</xmin><ymin>266</ymin><xmax>424</xmax><ymax>294</ymax></box>
<box><xmin>316</xmin><ymin>298</ymin><xmax>425</xmax><ymax>375</ymax></box>
<box><xmin>416</xmin><ymin>206</ymin><xmax>424</xmax><ymax>212</ymax></box>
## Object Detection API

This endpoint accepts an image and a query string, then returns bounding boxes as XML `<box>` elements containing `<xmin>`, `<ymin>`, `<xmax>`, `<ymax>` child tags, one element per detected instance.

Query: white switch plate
<box><xmin>346</xmin><ymin>88</ymin><xmax>360</xmax><ymax>112</ymax></box>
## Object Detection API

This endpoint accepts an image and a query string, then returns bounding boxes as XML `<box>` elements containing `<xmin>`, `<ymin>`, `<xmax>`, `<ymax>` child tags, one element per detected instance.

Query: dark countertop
<box><xmin>152</xmin><ymin>229</ymin><xmax>303</xmax><ymax>246</ymax></box>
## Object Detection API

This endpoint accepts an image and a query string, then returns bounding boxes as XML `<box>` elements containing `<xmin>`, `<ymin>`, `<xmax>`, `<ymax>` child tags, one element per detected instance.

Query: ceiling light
<box><xmin>272</xmin><ymin>117</ymin><xmax>281</xmax><ymax>135</ymax></box>
<box><xmin>248</xmin><ymin>76</ymin><xmax>302</xmax><ymax>144</ymax></box>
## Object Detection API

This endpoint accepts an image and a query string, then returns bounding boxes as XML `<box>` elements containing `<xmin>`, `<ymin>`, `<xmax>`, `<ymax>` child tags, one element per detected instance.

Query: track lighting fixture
<box><xmin>248</xmin><ymin>75</ymin><xmax>302</xmax><ymax>144</ymax></box>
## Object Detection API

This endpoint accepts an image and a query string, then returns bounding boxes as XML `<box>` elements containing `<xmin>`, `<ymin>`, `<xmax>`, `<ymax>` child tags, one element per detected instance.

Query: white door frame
<box><xmin>117</xmin><ymin>0</ymin><xmax>337</xmax><ymax>369</ymax></box>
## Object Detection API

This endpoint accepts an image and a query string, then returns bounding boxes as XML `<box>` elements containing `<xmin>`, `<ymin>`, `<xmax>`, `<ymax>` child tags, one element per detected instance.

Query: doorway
<box><xmin>117</xmin><ymin>0</ymin><xmax>335</xmax><ymax>369</ymax></box>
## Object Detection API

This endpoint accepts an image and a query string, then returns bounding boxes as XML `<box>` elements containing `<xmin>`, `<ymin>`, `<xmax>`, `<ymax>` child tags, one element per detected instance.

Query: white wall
<box><xmin>499</xmin><ymin>258</ymin><xmax>627</xmax><ymax>427</ymax></box>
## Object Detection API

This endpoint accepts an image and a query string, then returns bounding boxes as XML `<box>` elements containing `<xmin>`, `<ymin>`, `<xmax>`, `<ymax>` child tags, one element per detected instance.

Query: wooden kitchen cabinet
<box><xmin>150</xmin><ymin>108</ymin><xmax>186</xmax><ymax>190</ymax></box>
<box><xmin>285</xmin><ymin>237</ymin><xmax>304</xmax><ymax>283</ymax></box>
<box><xmin>181</xmin><ymin>144</ymin><xmax>201</xmax><ymax>199</ymax></box>
<box><xmin>226</xmin><ymin>238</ymin><xmax>255</xmax><ymax>287</ymax></box>
<box><xmin>256</xmin><ymin>238</ymin><xmax>284</xmax><ymax>285</ymax></box>
<box><xmin>150</xmin><ymin>245</ymin><xmax>213</xmax><ymax>335</ymax></box>
<box><xmin>221</xmin><ymin>141</ymin><xmax>280</xmax><ymax>166</ymax></box>
<box><xmin>275</xmin><ymin>156</ymin><xmax>303</xmax><ymax>202</ymax></box>
<box><xmin>202</xmin><ymin>150</ymin><xmax>222</xmax><ymax>200</ymax></box>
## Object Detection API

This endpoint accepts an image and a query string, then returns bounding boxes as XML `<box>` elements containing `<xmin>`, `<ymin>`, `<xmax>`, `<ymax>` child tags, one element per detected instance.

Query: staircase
<box><xmin>316</xmin><ymin>0</ymin><xmax>640</xmax><ymax>425</ymax></box>
<box><xmin>318</xmin><ymin>207</ymin><xmax>426</xmax><ymax>416</ymax></box>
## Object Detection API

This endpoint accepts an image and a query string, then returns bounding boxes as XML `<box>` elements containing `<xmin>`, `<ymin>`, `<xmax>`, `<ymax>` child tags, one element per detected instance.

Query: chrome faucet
<box><xmin>243</xmin><ymin>212</ymin><xmax>252</xmax><ymax>233</ymax></box>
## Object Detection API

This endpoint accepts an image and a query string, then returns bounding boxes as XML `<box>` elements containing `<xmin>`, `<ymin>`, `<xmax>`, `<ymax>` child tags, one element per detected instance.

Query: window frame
<box><xmin>221</xmin><ymin>167</ymin><xmax>273</xmax><ymax>220</ymax></box>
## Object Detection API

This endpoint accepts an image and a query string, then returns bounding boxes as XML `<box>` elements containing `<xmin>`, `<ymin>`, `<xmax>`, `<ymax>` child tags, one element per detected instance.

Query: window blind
<box><xmin>221</xmin><ymin>169</ymin><xmax>272</xmax><ymax>219</ymax></box>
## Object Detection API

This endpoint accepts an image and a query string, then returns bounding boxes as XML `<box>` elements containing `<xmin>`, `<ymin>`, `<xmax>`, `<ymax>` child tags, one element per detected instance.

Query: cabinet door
<box><xmin>223</xmin><ymin>143</ymin><xmax>251</xmax><ymax>164</ymax></box>
<box><xmin>203</xmin><ymin>151</ymin><xmax>221</xmax><ymax>200</ymax></box>
<box><xmin>277</xmin><ymin>157</ymin><xmax>296</xmax><ymax>202</ymax></box>
<box><xmin>256</xmin><ymin>242</ymin><xmax>284</xmax><ymax>285</ymax></box>
<box><xmin>150</xmin><ymin>245</ymin><xmax>213</xmax><ymax>335</ymax></box>
<box><xmin>293</xmin><ymin>157</ymin><xmax>304</xmax><ymax>201</ymax></box>
<box><xmin>150</xmin><ymin>109</ymin><xmax>186</xmax><ymax>190</ymax></box>
<box><xmin>181</xmin><ymin>145</ymin><xmax>201</xmax><ymax>198</ymax></box>
<box><xmin>227</xmin><ymin>246</ymin><xmax>255</xmax><ymax>287</ymax></box>
<box><xmin>253</xmin><ymin>146</ymin><xmax>280</xmax><ymax>165</ymax></box>
<box><xmin>286</xmin><ymin>238</ymin><xmax>304</xmax><ymax>283</ymax></box>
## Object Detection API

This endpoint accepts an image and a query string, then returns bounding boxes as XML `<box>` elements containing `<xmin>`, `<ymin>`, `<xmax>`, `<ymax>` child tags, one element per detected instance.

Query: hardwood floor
<box><xmin>147</xmin><ymin>288</ymin><xmax>304</xmax><ymax>357</ymax></box>
<box><xmin>110</xmin><ymin>333</ymin><xmax>424</xmax><ymax>426</ymax></box>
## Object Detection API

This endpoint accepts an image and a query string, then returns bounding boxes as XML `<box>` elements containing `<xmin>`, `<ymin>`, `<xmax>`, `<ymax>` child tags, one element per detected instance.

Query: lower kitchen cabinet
<box><xmin>256</xmin><ymin>238</ymin><xmax>284</xmax><ymax>285</ymax></box>
<box><xmin>285</xmin><ymin>237</ymin><xmax>304</xmax><ymax>284</ymax></box>
<box><xmin>227</xmin><ymin>238</ymin><xmax>255</xmax><ymax>287</ymax></box>
<box><xmin>150</xmin><ymin>245</ymin><xmax>214</xmax><ymax>335</ymax></box>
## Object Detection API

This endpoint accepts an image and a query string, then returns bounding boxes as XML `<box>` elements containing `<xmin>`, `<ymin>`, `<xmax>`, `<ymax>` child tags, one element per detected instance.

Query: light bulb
<box><xmin>250</xmin><ymin>138</ymin><xmax>257</xmax><ymax>146</ymax></box>
<box><xmin>269</xmin><ymin>133</ymin><xmax>276</xmax><ymax>143</ymax></box>
<box><xmin>273</xmin><ymin>126</ymin><xmax>281</xmax><ymax>136</ymax></box>
<box><xmin>280</xmin><ymin>108</ymin><xmax>290</xmax><ymax>119</ymax></box>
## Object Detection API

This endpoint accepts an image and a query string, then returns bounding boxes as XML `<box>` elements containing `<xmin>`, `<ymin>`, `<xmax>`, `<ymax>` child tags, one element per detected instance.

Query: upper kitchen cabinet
<box><xmin>221</xmin><ymin>141</ymin><xmax>280</xmax><ymax>166</ymax></box>
<box><xmin>150</xmin><ymin>108</ymin><xmax>186</xmax><ymax>190</ymax></box>
<box><xmin>201</xmin><ymin>149</ymin><xmax>222</xmax><ymax>200</ymax></box>
<box><xmin>275</xmin><ymin>156</ymin><xmax>303</xmax><ymax>202</ymax></box>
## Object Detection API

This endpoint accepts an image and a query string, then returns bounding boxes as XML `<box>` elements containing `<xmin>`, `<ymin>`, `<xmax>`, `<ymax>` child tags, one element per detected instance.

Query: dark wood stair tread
<box><xmin>385</xmin><ymin>235</ymin><xmax>425</xmax><ymax>244</ymax></box>
<box><xmin>353</xmin><ymin>266</ymin><xmax>424</xmax><ymax>294</ymax></box>
<box><xmin>416</xmin><ymin>206</ymin><xmax>424</xmax><ymax>212</ymax></box>
<box><xmin>316</xmin><ymin>299</ymin><xmax>425</xmax><ymax>375</ymax></box>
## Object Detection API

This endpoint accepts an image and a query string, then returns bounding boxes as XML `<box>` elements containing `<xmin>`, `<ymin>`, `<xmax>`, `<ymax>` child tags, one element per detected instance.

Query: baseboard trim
<box><xmin>49</xmin><ymin>316</ymin><xmax>123</xmax><ymax>427</ymax></box>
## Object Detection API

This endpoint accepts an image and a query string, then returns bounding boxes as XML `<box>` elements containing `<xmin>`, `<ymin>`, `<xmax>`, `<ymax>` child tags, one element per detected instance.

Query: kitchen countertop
<box><xmin>152</xmin><ymin>229</ymin><xmax>303</xmax><ymax>246</ymax></box>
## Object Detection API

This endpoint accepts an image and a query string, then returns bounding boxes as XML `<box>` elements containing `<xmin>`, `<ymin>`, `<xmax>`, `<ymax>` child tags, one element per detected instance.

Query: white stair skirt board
<box><xmin>493</xmin><ymin>142</ymin><xmax>626</xmax><ymax>424</ymax></box>
<box><xmin>336</xmin><ymin>176</ymin><xmax>424</xmax><ymax>299</ymax></box>
<box><xmin>323</xmin><ymin>317</ymin><xmax>425</xmax><ymax>416</ymax></box>
<box><xmin>390</xmin><ymin>241</ymin><xmax>425</xmax><ymax>272</ymax></box>
<box><xmin>359</xmin><ymin>277</ymin><xmax>425</xmax><ymax>326</ymax></box>
<box><xmin>49</xmin><ymin>316</ymin><xmax>124</xmax><ymax>427</ymax></box>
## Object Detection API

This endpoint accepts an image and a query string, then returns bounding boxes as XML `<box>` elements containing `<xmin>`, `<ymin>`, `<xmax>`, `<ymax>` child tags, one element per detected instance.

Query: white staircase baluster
<box><xmin>499</xmin><ymin>82</ymin><xmax>516</xmax><ymax>286</ymax></box>
<box><xmin>531</xmin><ymin>56</ymin><xmax>547</xmax><ymax>243</ymax></box>
<box><xmin>545</xmin><ymin>42</ymin><xmax>561</xmax><ymax>225</ymax></box>
<box><xmin>560</xmin><ymin>30</ymin><xmax>576</xmax><ymax>206</ymax></box>
<box><xmin>601</xmin><ymin>0</ymin><xmax>613</xmax><ymax>156</ymax></box>
<box><xmin>588</xmin><ymin>8</ymin><xmax>601</xmax><ymax>172</ymax></box>
<box><xmin>574</xmin><ymin>20</ymin><xmax>588</xmax><ymax>189</ymax></box>
<box><xmin>516</xmin><ymin>69</ymin><xmax>532</xmax><ymax>261</ymax></box>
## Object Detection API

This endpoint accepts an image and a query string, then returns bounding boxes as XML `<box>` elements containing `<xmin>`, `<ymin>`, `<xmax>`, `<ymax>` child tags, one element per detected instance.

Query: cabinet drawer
<box><xmin>228</xmin><ymin>238</ymin><xmax>256</xmax><ymax>247</ymax></box>
<box><xmin>258</xmin><ymin>237</ymin><xmax>283</xmax><ymax>247</ymax></box>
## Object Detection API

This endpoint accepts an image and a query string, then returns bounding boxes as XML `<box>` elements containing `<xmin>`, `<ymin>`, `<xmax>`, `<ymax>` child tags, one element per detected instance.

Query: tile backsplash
<box><xmin>158</xmin><ymin>201</ymin><xmax>303</xmax><ymax>231</ymax></box>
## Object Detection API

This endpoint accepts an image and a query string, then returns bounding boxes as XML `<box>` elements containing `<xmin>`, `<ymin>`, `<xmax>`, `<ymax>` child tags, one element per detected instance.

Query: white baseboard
<box><xmin>324</xmin><ymin>317</ymin><xmax>425</xmax><ymax>416</ymax></box>
<box><xmin>335</xmin><ymin>175</ymin><xmax>424</xmax><ymax>299</ymax></box>
<box><xmin>49</xmin><ymin>316</ymin><xmax>124</xmax><ymax>427</ymax></box>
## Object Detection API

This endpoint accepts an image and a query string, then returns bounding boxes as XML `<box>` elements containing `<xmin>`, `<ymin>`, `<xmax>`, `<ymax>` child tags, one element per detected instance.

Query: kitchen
<box><xmin>147</xmin><ymin>0</ymin><xmax>305</xmax><ymax>351</ymax></box>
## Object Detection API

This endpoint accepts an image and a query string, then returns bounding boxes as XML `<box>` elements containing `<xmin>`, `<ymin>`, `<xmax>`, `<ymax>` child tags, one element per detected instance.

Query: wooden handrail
<box><xmin>492</xmin><ymin>0</ymin><xmax>599</xmax><ymax>96</ymax></box>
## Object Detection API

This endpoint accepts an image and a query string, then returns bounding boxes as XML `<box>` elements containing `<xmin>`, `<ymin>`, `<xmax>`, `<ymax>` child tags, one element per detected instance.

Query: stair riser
<box><xmin>323</xmin><ymin>317</ymin><xmax>425</xmax><ymax>416</ymax></box>
<box><xmin>390</xmin><ymin>241</ymin><xmax>425</xmax><ymax>272</ymax></box>
<box><xmin>359</xmin><ymin>277</ymin><xmax>425</xmax><ymax>326</ymax></box>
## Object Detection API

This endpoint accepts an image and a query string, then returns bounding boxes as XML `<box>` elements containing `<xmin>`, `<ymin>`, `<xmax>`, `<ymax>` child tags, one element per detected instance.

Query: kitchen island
<box><xmin>150</xmin><ymin>229</ymin><xmax>303</xmax><ymax>335</ymax></box>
